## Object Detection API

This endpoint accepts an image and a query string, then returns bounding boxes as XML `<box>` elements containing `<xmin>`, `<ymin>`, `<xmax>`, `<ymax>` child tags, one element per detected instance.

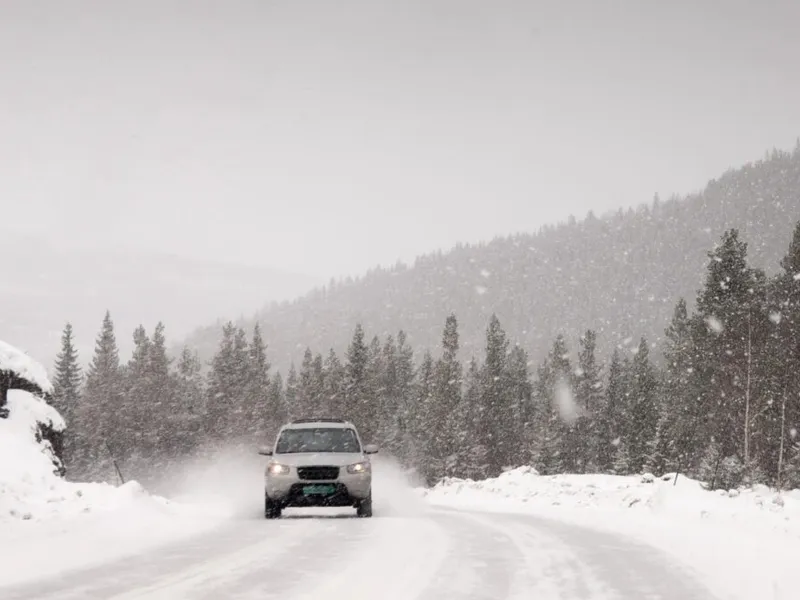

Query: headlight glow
<box><xmin>267</xmin><ymin>463</ymin><xmax>291</xmax><ymax>475</ymax></box>
<box><xmin>347</xmin><ymin>462</ymin><xmax>370</xmax><ymax>474</ymax></box>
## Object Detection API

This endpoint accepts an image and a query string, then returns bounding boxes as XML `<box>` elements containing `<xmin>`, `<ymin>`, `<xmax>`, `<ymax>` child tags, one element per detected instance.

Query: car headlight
<box><xmin>347</xmin><ymin>462</ymin><xmax>371</xmax><ymax>474</ymax></box>
<box><xmin>267</xmin><ymin>463</ymin><xmax>291</xmax><ymax>476</ymax></box>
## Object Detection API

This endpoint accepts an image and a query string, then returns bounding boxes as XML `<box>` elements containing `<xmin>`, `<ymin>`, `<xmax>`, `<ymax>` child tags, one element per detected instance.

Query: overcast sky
<box><xmin>2</xmin><ymin>0</ymin><xmax>799</xmax><ymax>280</ymax></box>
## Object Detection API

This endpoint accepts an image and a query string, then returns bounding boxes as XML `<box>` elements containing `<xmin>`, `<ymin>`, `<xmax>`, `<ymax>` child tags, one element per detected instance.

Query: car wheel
<box><xmin>356</xmin><ymin>493</ymin><xmax>373</xmax><ymax>518</ymax></box>
<box><xmin>265</xmin><ymin>495</ymin><xmax>282</xmax><ymax>519</ymax></box>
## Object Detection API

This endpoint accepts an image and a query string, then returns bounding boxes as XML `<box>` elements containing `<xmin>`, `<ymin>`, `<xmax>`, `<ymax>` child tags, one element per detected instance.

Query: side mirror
<box><xmin>258</xmin><ymin>447</ymin><xmax>273</xmax><ymax>456</ymax></box>
<box><xmin>364</xmin><ymin>444</ymin><xmax>379</xmax><ymax>455</ymax></box>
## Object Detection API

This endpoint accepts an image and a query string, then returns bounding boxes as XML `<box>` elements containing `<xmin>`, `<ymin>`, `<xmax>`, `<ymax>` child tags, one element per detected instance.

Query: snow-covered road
<box><xmin>1</xmin><ymin>506</ymin><xmax>717</xmax><ymax>600</ymax></box>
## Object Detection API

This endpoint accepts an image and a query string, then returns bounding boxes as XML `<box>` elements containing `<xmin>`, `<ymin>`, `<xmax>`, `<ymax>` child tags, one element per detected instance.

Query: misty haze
<box><xmin>2</xmin><ymin>1</ymin><xmax>800</xmax><ymax>599</ymax></box>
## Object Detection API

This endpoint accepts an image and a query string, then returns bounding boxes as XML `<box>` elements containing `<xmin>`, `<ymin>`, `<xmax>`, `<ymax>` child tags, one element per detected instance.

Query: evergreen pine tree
<box><xmin>693</xmin><ymin>229</ymin><xmax>768</xmax><ymax>472</ymax></box>
<box><xmin>768</xmin><ymin>222</ymin><xmax>800</xmax><ymax>485</ymax></box>
<box><xmin>506</xmin><ymin>344</ymin><xmax>533</xmax><ymax>464</ymax></box>
<box><xmin>52</xmin><ymin>322</ymin><xmax>82</xmax><ymax>473</ymax></box>
<box><xmin>574</xmin><ymin>330</ymin><xmax>602</xmax><ymax>472</ymax></box>
<box><xmin>453</xmin><ymin>357</ymin><xmax>489</xmax><ymax>479</ymax></box>
<box><xmin>79</xmin><ymin>311</ymin><xmax>123</xmax><ymax>481</ymax></box>
<box><xmin>285</xmin><ymin>364</ymin><xmax>299</xmax><ymax>421</ymax></box>
<box><xmin>311</xmin><ymin>353</ymin><xmax>325</xmax><ymax>417</ymax></box>
<box><xmin>205</xmin><ymin>322</ymin><xmax>237</xmax><ymax>443</ymax></box>
<box><xmin>230</xmin><ymin>326</ymin><xmax>250</xmax><ymax>434</ymax></box>
<box><xmin>662</xmin><ymin>298</ymin><xmax>700</xmax><ymax>473</ymax></box>
<box><xmin>322</xmin><ymin>349</ymin><xmax>345</xmax><ymax>418</ymax></box>
<box><xmin>52</xmin><ymin>323</ymin><xmax>82</xmax><ymax>426</ymax></box>
<box><xmin>344</xmin><ymin>324</ymin><xmax>370</xmax><ymax>431</ymax></box>
<box><xmin>394</xmin><ymin>331</ymin><xmax>416</xmax><ymax>465</ymax></box>
<box><xmin>361</xmin><ymin>335</ymin><xmax>384</xmax><ymax>443</ymax></box>
<box><xmin>297</xmin><ymin>348</ymin><xmax>316</xmax><ymax>419</ymax></box>
<box><xmin>549</xmin><ymin>335</ymin><xmax>578</xmax><ymax>473</ymax></box>
<box><xmin>409</xmin><ymin>351</ymin><xmax>435</xmax><ymax>483</ymax></box>
<box><xmin>243</xmin><ymin>323</ymin><xmax>270</xmax><ymax>440</ymax></box>
<box><xmin>147</xmin><ymin>322</ymin><xmax>174</xmax><ymax>456</ymax></box>
<box><xmin>531</xmin><ymin>355</ymin><xmax>556</xmax><ymax>473</ymax></box>
<box><xmin>266</xmin><ymin>372</ymin><xmax>287</xmax><ymax>439</ymax></box>
<box><xmin>123</xmin><ymin>324</ymin><xmax>151</xmax><ymax>454</ymax></box>
<box><xmin>597</xmin><ymin>349</ymin><xmax>625</xmax><ymax>472</ymax></box>
<box><xmin>482</xmin><ymin>314</ymin><xmax>515</xmax><ymax>476</ymax></box>
<box><xmin>430</xmin><ymin>314</ymin><xmax>463</xmax><ymax>478</ymax></box>
<box><xmin>613</xmin><ymin>440</ymin><xmax>630</xmax><ymax>475</ymax></box>
<box><xmin>378</xmin><ymin>335</ymin><xmax>401</xmax><ymax>456</ymax></box>
<box><xmin>174</xmin><ymin>346</ymin><xmax>205</xmax><ymax>455</ymax></box>
<box><xmin>628</xmin><ymin>338</ymin><xmax>659</xmax><ymax>473</ymax></box>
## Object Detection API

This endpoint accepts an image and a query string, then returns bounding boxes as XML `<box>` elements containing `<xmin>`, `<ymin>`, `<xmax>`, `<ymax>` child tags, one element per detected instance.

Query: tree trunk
<box><xmin>743</xmin><ymin>311</ymin><xmax>753</xmax><ymax>466</ymax></box>
<box><xmin>777</xmin><ymin>365</ymin><xmax>790</xmax><ymax>489</ymax></box>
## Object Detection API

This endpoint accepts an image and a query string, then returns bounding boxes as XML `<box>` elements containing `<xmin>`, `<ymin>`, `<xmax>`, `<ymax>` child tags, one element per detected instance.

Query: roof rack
<box><xmin>290</xmin><ymin>418</ymin><xmax>347</xmax><ymax>424</ymax></box>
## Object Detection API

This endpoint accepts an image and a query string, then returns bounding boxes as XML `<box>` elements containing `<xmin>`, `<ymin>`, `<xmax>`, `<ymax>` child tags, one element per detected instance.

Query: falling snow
<box><xmin>706</xmin><ymin>316</ymin><xmax>724</xmax><ymax>334</ymax></box>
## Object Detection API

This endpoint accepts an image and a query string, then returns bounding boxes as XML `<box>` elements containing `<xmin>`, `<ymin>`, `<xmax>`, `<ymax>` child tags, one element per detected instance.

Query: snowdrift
<box><xmin>0</xmin><ymin>390</ymin><xmax>229</xmax><ymax>587</ymax></box>
<box><xmin>423</xmin><ymin>467</ymin><xmax>800</xmax><ymax>536</ymax></box>
<box><xmin>423</xmin><ymin>467</ymin><xmax>800</xmax><ymax>600</ymax></box>
<box><xmin>427</xmin><ymin>467</ymin><xmax>797</xmax><ymax>521</ymax></box>
<box><xmin>0</xmin><ymin>389</ymin><xmax>184</xmax><ymax>523</ymax></box>
<box><xmin>0</xmin><ymin>344</ymin><xmax>227</xmax><ymax>586</ymax></box>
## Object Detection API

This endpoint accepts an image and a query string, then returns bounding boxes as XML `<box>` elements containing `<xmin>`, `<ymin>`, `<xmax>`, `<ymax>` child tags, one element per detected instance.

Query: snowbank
<box><xmin>0</xmin><ymin>389</ymin><xmax>227</xmax><ymax>586</ymax></box>
<box><xmin>0</xmin><ymin>339</ymin><xmax>53</xmax><ymax>393</ymax></box>
<box><xmin>424</xmin><ymin>467</ymin><xmax>800</xmax><ymax>535</ymax></box>
<box><xmin>423</xmin><ymin>467</ymin><xmax>800</xmax><ymax>600</ymax></box>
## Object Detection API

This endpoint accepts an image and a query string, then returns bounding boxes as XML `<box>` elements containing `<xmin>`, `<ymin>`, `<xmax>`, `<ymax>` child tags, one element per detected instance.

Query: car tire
<box><xmin>356</xmin><ymin>492</ymin><xmax>373</xmax><ymax>518</ymax></box>
<box><xmin>265</xmin><ymin>494</ymin><xmax>282</xmax><ymax>519</ymax></box>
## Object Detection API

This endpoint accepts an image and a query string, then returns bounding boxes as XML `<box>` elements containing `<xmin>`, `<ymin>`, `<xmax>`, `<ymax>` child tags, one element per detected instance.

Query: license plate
<box><xmin>303</xmin><ymin>484</ymin><xmax>336</xmax><ymax>496</ymax></box>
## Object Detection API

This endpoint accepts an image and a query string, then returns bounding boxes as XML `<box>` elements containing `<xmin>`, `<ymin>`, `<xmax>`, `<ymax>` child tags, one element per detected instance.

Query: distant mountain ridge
<box><xmin>185</xmin><ymin>144</ymin><xmax>800</xmax><ymax>372</ymax></box>
<box><xmin>0</xmin><ymin>237</ymin><xmax>319</xmax><ymax>369</ymax></box>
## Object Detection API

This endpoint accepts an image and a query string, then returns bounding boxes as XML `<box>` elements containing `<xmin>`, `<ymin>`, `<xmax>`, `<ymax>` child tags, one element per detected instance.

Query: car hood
<box><xmin>271</xmin><ymin>452</ymin><xmax>366</xmax><ymax>467</ymax></box>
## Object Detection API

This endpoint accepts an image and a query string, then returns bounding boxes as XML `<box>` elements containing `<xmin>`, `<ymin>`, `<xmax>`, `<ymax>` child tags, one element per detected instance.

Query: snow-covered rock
<box><xmin>0</xmin><ymin>390</ymin><xmax>66</xmax><ymax>520</ymax></box>
<box><xmin>0</xmin><ymin>389</ymin><xmax>165</xmax><ymax>522</ymax></box>
<box><xmin>0</xmin><ymin>339</ymin><xmax>53</xmax><ymax>394</ymax></box>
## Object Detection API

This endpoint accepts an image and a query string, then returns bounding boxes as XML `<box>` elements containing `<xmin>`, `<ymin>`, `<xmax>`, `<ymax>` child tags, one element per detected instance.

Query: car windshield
<box><xmin>275</xmin><ymin>427</ymin><xmax>361</xmax><ymax>454</ymax></box>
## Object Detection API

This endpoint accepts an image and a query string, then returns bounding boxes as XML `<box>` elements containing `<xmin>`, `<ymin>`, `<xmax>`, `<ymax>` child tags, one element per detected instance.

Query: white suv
<box><xmin>258</xmin><ymin>418</ymin><xmax>378</xmax><ymax>518</ymax></box>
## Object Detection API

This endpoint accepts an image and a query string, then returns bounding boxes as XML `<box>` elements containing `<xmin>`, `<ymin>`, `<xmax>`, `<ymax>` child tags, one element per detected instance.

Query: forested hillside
<box><xmin>53</xmin><ymin>222</ymin><xmax>800</xmax><ymax>492</ymax></box>
<box><xmin>185</xmin><ymin>144</ymin><xmax>800</xmax><ymax>372</ymax></box>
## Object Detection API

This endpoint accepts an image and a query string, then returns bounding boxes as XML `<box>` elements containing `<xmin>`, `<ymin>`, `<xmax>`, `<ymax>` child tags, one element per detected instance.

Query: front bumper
<box><xmin>266</xmin><ymin>468</ymin><xmax>371</xmax><ymax>506</ymax></box>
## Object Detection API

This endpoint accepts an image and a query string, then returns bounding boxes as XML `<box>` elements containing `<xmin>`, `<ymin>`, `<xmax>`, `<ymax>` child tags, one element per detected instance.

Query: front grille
<box><xmin>297</xmin><ymin>466</ymin><xmax>340</xmax><ymax>481</ymax></box>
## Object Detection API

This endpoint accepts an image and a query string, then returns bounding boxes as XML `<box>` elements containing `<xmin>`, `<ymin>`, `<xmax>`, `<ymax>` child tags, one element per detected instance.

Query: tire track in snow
<box><xmin>284</xmin><ymin>514</ymin><xmax>451</xmax><ymax>600</ymax></box>
<box><xmin>416</xmin><ymin>510</ymin><xmax>525</xmax><ymax>600</ymax></box>
<box><xmin>0</xmin><ymin>518</ymin><xmax>325</xmax><ymax>600</ymax></box>
<box><xmin>456</xmin><ymin>509</ymin><xmax>719</xmax><ymax>600</ymax></box>
<box><xmin>447</xmin><ymin>509</ymin><xmax>617</xmax><ymax>599</ymax></box>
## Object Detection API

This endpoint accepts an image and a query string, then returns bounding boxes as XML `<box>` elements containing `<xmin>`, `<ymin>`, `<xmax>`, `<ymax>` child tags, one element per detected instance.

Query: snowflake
<box><xmin>706</xmin><ymin>316</ymin><xmax>724</xmax><ymax>334</ymax></box>
<box><xmin>475</xmin><ymin>285</ymin><xmax>488</xmax><ymax>295</ymax></box>
<box><xmin>611</xmin><ymin>437</ymin><xmax>621</xmax><ymax>447</ymax></box>
<box><xmin>791</xmin><ymin>428</ymin><xmax>798</xmax><ymax>439</ymax></box>
<box><xmin>480</xmin><ymin>269</ymin><xmax>491</xmax><ymax>278</ymax></box>
<box><xmin>770</xmin><ymin>312</ymin><xmax>782</xmax><ymax>325</ymax></box>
